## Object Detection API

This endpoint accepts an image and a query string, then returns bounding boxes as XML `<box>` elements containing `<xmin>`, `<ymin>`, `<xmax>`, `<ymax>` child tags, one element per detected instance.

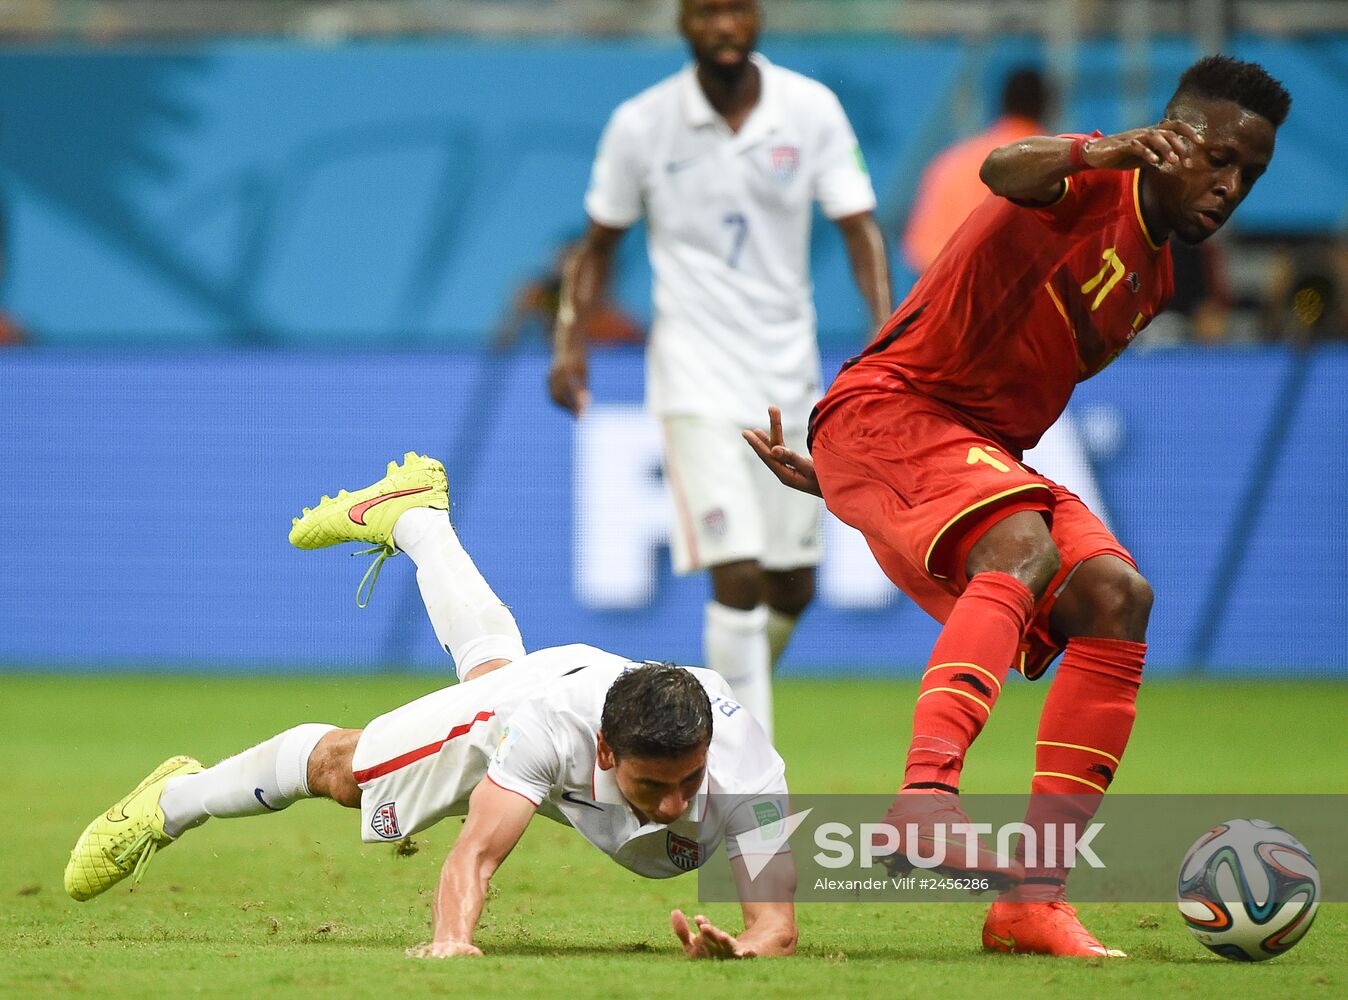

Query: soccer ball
<box><xmin>1176</xmin><ymin>818</ymin><xmax>1319</xmax><ymax>962</ymax></box>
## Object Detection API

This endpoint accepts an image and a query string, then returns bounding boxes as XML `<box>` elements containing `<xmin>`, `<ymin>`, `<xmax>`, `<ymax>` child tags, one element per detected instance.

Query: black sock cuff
<box><xmin>901</xmin><ymin>781</ymin><xmax>960</xmax><ymax>795</ymax></box>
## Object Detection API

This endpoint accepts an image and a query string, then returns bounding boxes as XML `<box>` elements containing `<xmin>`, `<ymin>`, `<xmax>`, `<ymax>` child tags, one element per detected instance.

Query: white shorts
<box><xmin>661</xmin><ymin>414</ymin><xmax>822</xmax><ymax>575</ymax></box>
<box><xmin>351</xmin><ymin>655</ymin><xmax>572</xmax><ymax>843</ymax></box>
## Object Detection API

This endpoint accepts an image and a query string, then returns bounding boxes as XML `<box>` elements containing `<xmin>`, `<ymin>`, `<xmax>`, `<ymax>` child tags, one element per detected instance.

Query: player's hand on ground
<box><xmin>547</xmin><ymin>348</ymin><xmax>591</xmax><ymax>416</ymax></box>
<box><xmin>671</xmin><ymin>909</ymin><xmax>757</xmax><ymax>960</ymax></box>
<box><xmin>1084</xmin><ymin>120</ymin><xmax>1204</xmax><ymax>172</ymax></box>
<box><xmin>405</xmin><ymin>940</ymin><xmax>484</xmax><ymax>958</ymax></box>
<box><xmin>743</xmin><ymin>406</ymin><xmax>822</xmax><ymax>497</ymax></box>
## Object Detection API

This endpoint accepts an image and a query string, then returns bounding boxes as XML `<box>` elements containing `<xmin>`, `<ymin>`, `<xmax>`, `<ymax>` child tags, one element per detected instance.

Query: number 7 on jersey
<box><xmin>723</xmin><ymin>212</ymin><xmax>749</xmax><ymax>268</ymax></box>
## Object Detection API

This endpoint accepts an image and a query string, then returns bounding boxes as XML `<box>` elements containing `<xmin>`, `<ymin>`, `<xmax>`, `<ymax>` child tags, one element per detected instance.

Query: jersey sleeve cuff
<box><xmin>484</xmin><ymin>770</ymin><xmax>544</xmax><ymax>807</ymax></box>
<box><xmin>583</xmin><ymin>194</ymin><xmax>641</xmax><ymax>230</ymax></box>
<box><xmin>821</xmin><ymin>192</ymin><xmax>878</xmax><ymax>221</ymax></box>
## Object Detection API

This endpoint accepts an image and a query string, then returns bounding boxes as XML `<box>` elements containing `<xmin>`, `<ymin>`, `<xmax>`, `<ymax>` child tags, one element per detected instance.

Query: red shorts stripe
<box><xmin>352</xmin><ymin>710</ymin><xmax>496</xmax><ymax>784</ymax></box>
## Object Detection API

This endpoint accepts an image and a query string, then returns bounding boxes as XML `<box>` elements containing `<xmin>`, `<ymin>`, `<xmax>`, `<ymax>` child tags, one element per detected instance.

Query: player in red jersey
<box><xmin>746</xmin><ymin>56</ymin><xmax>1290</xmax><ymax>956</ymax></box>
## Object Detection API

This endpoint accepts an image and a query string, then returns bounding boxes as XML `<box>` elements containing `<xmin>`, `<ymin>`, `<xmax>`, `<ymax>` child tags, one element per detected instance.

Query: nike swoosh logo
<box><xmin>348</xmin><ymin>487</ymin><xmax>432</xmax><ymax>526</ymax></box>
<box><xmin>254</xmin><ymin>788</ymin><xmax>282</xmax><ymax>812</ymax></box>
<box><xmin>561</xmin><ymin>791</ymin><xmax>603</xmax><ymax>811</ymax></box>
<box><xmin>987</xmin><ymin>931</ymin><xmax>1015</xmax><ymax>949</ymax></box>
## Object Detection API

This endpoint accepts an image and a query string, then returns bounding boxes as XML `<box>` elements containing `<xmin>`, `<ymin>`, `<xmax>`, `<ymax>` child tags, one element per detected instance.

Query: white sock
<box><xmin>766</xmin><ymin>608</ymin><xmax>799</xmax><ymax>669</ymax></box>
<box><xmin>158</xmin><ymin>723</ymin><xmax>335</xmax><ymax>838</ymax></box>
<box><xmin>705</xmin><ymin>601</ymin><xmax>773</xmax><ymax>742</ymax></box>
<box><xmin>392</xmin><ymin>507</ymin><xmax>526</xmax><ymax>680</ymax></box>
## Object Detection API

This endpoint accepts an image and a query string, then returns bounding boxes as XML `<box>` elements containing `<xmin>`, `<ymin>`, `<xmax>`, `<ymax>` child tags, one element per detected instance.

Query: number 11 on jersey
<box><xmin>723</xmin><ymin>212</ymin><xmax>748</xmax><ymax>268</ymax></box>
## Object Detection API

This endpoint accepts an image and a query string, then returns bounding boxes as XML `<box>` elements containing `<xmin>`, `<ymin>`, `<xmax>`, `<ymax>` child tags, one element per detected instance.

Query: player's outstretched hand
<box><xmin>743</xmin><ymin>406</ymin><xmax>822</xmax><ymax>497</ymax></box>
<box><xmin>671</xmin><ymin>909</ymin><xmax>758</xmax><ymax>960</ymax></box>
<box><xmin>405</xmin><ymin>940</ymin><xmax>484</xmax><ymax>958</ymax></box>
<box><xmin>1084</xmin><ymin>119</ymin><xmax>1205</xmax><ymax>172</ymax></box>
<box><xmin>547</xmin><ymin>347</ymin><xmax>591</xmax><ymax>416</ymax></box>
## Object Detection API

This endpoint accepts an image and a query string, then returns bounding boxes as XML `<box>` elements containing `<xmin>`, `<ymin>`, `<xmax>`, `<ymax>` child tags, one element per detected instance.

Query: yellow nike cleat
<box><xmin>65</xmin><ymin>755</ymin><xmax>203</xmax><ymax>901</ymax></box>
<box><xmin>289</xmin><ymin>452</ymin><xmax>449</xmax><ymax>606</ymax></box>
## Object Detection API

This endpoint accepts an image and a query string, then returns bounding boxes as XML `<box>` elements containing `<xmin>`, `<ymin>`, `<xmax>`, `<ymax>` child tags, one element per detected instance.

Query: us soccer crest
<box><xmin>769</xmin><ymin>144</ymin><xmax>800</xmax><ymax>182</ymax></box>
<box><xmin>667</xmin><ymin>831</ymin><xmax>703</xmax><ymax>871</ymax></box>
<box><xmin>701</xmin><ymin>507</ymin><xmax>727</xmax><ymax>538</ymax></box>
<box><xmin>371</xmin><ymin>801</ymin><xmax>402</xmax><ymax>839</ymax></box>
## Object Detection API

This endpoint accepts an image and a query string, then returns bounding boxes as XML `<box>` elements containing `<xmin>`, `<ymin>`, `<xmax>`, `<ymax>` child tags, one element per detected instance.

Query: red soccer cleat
<box><xmin>982</xmin><ymin>900</ymin><xmax>1127</xmax><ymax>957</ymax></box>
<box><xmin>873</xmin><ymin>791</ymin><xmax>1024</xmax><ymax>892</ymax></box>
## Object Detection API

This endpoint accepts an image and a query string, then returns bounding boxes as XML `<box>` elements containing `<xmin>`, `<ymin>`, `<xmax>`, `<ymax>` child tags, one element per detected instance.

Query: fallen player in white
<box><xmin>65</xmin><ymin>454</ymin><xmax>797</xmax><ymax>960</ymax></box>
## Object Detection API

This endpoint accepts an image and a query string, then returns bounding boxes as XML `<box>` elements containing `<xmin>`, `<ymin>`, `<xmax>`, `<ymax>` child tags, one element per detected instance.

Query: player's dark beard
<box><xmin>697</xmin><ymin>48</ymin><xmax>753</xmax><ymax>86</ymax></box>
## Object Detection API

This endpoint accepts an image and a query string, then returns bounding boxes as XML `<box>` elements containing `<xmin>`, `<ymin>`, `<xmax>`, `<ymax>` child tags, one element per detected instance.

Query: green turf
<box><xmin>3</xmin><ymin>675</ymin><xmax>1344</xmax><ymax>998</ymax></box>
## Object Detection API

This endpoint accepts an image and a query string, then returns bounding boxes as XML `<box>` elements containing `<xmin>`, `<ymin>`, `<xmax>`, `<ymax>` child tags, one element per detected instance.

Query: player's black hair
<box><xmin>600</xmin><ymin>664</ymin><xmax>713</xmax><ymax>761</ymax></box>
<box><xmin>1001</xmin><ymin>67</ymin><xmax>1050</xmax><ymax>121</ymax></box>
<box><xmin>1166</xmin><ymin>55</ymin><xmax>1291</xmax><ymax>128</ymax></box>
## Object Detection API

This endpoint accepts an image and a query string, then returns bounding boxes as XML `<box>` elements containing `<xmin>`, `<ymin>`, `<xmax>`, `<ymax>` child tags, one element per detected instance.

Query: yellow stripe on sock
<box><xmin>1033</xmin><ymin>770</ymin><xmax>1108</xmax><ymax>794</ymax></box>
<box><xmin>1035</xmin><ymin>740</ymin><xmax>1121</xmax><ymax>766</ymax></box>
<box><xmin>916</xmin><ymin>687</ymin><xmax>991</xmax><ymax>716</ymax></box>
<box><xmin>924</xmin><ymin>661</ymin><xmax>1003</xmax><ymax>692</ymax></box>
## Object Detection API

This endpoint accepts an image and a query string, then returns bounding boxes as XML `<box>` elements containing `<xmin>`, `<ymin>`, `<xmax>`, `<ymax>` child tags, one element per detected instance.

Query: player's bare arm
<box><xmin>742</xmin><ymin>405</ymin><xmax>821</xmax><ymax>497</ymax></box>
<box><xmin>548</xmin><ymin>220</ymin><xmax>627</xmax><ymax>416</ymax></box>
<box><xmin>979</xmin><ymin>120</ymin><xmax>1205</xmax><ymax>204</ymax></box>
<box><xmin>407</xmin><ymin>778</ymin><xmax>537</xmax><ymax>959</ymax></box>
<box><xmin>833</xmin><ymin>211</ymin><xmax>892</xmax><ymax>330</ymax></box>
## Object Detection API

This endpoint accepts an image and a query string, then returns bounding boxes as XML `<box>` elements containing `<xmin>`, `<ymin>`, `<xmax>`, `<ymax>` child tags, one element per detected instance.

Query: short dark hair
<box><xmin>1166</xmin><ymin>55</ymin><xmax>1291</xmax><ymax>128</ymax></box>
<box><xmin>600</xmin><ymin>664</ymin><xmax>713</xmax><ymax>760</ymax></box>
<box><xmin>1001</xmin><ymin>67</ymin><xmax>1049</xmax><ymax>121</ymax></box>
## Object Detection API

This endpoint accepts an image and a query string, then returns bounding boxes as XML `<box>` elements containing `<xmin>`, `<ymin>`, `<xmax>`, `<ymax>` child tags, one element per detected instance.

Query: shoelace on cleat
<box><xmin>112</xmin><ymin>830</ymin><xmax>161</xmax><ymax>890</ymax></box>
<box><xmin>354</xmin><ymin>544</ymin><xmax>400</xmax><ymax>608</ymax></box>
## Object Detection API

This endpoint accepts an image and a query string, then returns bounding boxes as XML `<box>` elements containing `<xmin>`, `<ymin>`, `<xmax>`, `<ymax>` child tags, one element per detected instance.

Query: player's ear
<box><xmin>596</xmin><ymin>732</ymin><xmax>617</xmax><ymax>771</ymax></box>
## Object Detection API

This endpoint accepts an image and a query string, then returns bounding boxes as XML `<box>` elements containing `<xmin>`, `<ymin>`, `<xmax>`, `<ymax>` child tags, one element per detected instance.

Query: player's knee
<box><xmin>1057</xmin><ymin>559</ymin><xmax>1153</xmax><ymax>641</ymax></box>
<box><xmin>710</xmin><ymin>559</ymin><xmax>764</xmax><ymax>610</ymax></box>
<box><xmin>975</xmin><ymin>537</ymin><xmax>1060</xmax><ymax>599</ymax></box>
<box><xmin>966</xmin><ymin>510</ymin><xmax>1060</xmax><ymax>599</ymax></box>
<box><xmin>764</xmin><ymin>567</ymin><xmax>815</xmax><ymax>618</ymax></box>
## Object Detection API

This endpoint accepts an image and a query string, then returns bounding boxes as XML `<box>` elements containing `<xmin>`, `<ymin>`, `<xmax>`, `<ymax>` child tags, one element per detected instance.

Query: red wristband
<box><xmin>1069</xmin><ymin>135</ymin><xmax>1092</xmax><ymax>171</ymax></box>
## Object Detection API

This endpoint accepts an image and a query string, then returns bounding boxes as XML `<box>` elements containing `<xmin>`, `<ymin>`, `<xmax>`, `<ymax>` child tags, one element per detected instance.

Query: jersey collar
<box><xmin>1131</xmin><ymin>169</ymin><xmax>1165</xmax><ymax>252</ymax></box>
<box><xmin>680</xmin><ymin>53</ymin><xmax>781</xmax><ymax>141</ymax></box>
<box><xmin>591</xmin><ymin>757</ymin><xmax>711</xmax><ymax>825</ymax></box>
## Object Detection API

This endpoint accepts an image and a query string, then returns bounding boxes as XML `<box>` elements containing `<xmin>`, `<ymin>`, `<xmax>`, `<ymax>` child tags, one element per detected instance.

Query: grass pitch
<box><xmin>3</xmin><ymin>674</ymin><xmax>1344</xmax><ymax>999</ymax></box>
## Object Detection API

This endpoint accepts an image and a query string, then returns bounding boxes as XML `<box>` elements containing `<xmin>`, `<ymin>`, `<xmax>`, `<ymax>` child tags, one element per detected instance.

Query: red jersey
<box><xmin>815</xmin><ymin>153</ymin><xmax>1173</xmax><ymax>454</ymax></box>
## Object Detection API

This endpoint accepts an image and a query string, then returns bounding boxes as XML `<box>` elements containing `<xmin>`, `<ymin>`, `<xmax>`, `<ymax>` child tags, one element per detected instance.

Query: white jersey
<box><xmin>585</xmin><ymin>55</ymin><xmax>876</xmax><ymax>428</ymax></box>
<box><xmin>353</xmin><ymin>644</ymin><xmax>789</xmax><ymax>879</ymax></box>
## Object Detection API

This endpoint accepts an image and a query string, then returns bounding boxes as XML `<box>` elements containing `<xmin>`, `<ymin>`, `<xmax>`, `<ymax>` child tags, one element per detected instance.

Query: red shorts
<box><xmin>811</xmin><ymin>385</ymin><xmax>1134</xmax><ymax>678</ymax></box>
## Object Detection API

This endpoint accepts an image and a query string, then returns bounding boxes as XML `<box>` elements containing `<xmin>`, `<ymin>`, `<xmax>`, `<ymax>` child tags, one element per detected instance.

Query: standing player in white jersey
<box><xmin>549</xmin><ymin>0</ymin><xmax>891</xmax><ymax>739</ymax></box>
<box><xmin>64</xmin><ymin>454</ymin><xmax>796</xmax><ymax>960</ymax></box>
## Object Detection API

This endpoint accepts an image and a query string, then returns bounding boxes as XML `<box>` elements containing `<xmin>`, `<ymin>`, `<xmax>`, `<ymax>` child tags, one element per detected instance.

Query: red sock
<box><xmin>1014</xmin><ymin>636</ymin><xmax>1146</xmax><ymax>895</ymax></box>
<box><xmin>902</xmin><ymin>572</ymin><xmax>1035</xmax><ymax>791</ymax></box>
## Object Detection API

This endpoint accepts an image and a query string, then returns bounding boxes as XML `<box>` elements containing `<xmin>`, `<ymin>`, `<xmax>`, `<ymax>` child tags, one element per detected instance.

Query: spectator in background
<box><xmin>1262</xmin><ymin>238</ymin><xmax>1348</xmax><ymax>346</ymax></box>
<box><xmin>902</xmin><ymin>67</ymin><xmax>1053</xmax><ymax>273</ymax></box>
<box><xmin>493</xmin><ymin>236</ymin><xmax>643</xmax><ymax>351</ymax></box>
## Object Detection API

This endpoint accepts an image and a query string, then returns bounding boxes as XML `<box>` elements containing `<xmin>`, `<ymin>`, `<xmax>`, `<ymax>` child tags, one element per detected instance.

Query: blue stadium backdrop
<box><xmin>2</xmin><ymin>347</ymin><xmax>1343</xmax><ymax>675</ymax></box>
